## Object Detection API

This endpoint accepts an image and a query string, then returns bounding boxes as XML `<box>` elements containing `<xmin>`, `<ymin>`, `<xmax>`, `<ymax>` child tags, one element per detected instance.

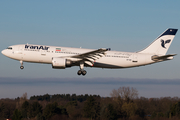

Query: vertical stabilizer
<box><xmin>138</xmin><ymin>28</ymin><xmax>178</xmax><ymax>55</ymax></box>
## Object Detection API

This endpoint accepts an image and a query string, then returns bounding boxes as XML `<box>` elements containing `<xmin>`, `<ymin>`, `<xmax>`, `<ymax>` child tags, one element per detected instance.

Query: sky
<box><xmin>0</xmin><ymin>1</ymin><xmax>180</xmax><ymax>99</ymax></box>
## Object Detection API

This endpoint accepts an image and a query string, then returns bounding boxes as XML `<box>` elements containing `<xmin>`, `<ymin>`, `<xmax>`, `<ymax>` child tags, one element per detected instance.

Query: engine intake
<box><xmin>52</xmin><ymin>57</ymin><xmax>72</xmax><ymax>69</ymax></box>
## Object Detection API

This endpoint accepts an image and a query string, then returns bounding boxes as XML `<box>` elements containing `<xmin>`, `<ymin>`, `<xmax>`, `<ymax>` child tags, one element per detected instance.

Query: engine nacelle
<box><xmin>52</xmin><ymin>57</ymin><xmax>72</xmax><ymax>69</ymax></box>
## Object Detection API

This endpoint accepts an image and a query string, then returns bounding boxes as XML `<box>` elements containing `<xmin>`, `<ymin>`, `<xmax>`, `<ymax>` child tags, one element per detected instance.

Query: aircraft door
<box><xmin>132</xmin><ymin>54</ymin><xmax>138</xmax><ymax>62</ymax></box>
<box><xmin>41</xmin><ymin>50</ymin><xmax>46</xmax><ymax>56</ymax></box>
<box><xmin>18</xmin><ymin>46</ymin><xmax>23</xmax><ymax>60</ymax></box>
<box><xmin>39</xmin><ymin>50</ymin><xmax>47</xmax><ymax>63</ymax></box>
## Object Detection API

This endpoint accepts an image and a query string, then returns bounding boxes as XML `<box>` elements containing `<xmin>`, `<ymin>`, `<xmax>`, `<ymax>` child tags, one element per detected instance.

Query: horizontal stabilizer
<box><xmin>152</xmin><ymin>54</ymin><xmax>177</xmax><ymax>61</ymax></box>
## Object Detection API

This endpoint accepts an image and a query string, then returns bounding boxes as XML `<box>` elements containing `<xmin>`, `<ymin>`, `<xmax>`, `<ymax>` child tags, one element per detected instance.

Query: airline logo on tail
<box><xmin>161</xmin><ymin>39</ymin><xmax>171</xmax><ymax>49</ymax></box>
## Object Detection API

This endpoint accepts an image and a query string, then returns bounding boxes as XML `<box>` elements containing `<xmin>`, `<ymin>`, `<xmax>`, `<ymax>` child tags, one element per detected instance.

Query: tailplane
<box><xmin>138</xmin><ymin>28</ymin><xmax>178</xmax><ymax>55</ymax></box>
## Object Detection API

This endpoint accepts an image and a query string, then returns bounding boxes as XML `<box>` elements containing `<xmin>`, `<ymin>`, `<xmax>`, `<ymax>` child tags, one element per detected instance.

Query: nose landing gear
<box><xmin>20</xmin><ymin>60</ymin><xmax>24</xmax><ymax>69</ymax></box>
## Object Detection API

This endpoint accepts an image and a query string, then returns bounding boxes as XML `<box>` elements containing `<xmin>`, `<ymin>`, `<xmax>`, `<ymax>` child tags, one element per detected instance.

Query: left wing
<box><xmin>70</xmin><ymin>48</ymin><xmax>110</xmax><ymax>66</ymax></box>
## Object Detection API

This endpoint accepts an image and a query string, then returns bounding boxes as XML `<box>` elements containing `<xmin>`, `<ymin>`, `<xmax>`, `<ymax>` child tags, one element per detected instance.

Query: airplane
<box><xmin>1</xmin><ymin>28</ymin><xmax>178</xmax><ymax>76</ymax></box>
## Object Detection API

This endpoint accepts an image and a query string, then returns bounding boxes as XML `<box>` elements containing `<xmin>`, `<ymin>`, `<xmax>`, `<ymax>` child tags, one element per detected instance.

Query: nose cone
<box><xmin>1</xmin><ymin>49</ymin><xmax>5</xmax><ymax>55</ymax></box>
<box><xmin>1</xmin><ymin>49</ymin><xmax>9</xmax><ymax>57</ymax></box>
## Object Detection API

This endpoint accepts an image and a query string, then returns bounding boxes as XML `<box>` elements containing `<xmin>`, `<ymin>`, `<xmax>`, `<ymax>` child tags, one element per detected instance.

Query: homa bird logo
<box><xmin>161</xmin><ymin>39</ymin><xmax>171</xmax><ymax>49</ymax></box>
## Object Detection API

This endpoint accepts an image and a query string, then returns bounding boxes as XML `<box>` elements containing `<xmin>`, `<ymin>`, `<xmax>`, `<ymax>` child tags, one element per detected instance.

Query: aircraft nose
<box><xmin>1</xmin><ymin>50</ymin><xmax>5</xmax><ymax>55</ymax></box>
<box><xmin>1</xmin><ymin>49</ymin><xmax>8</xmax><ymax>56</ymax></box>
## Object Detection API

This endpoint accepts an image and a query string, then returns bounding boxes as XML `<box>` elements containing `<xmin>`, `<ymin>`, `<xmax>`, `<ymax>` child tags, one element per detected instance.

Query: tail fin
<box><xmin>138</xmin><ymin>28</ymin><xmax>178</xmax><ymax>55</ymax></box>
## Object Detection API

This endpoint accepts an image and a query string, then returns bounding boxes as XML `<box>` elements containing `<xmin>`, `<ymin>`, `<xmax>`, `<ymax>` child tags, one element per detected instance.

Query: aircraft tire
<box><xmin>77</xmin><ymin>70</ymin><xmax>82</xmax><ymax>75</ymax></box>
<box><xmin>20</xmin><ymin>66</ymin><xmax>24</xmax><ymax>69</ymax></box>
<box><xmin>82</xmin><ymin>70</ymin><xmax>87</xmax><ymax>76</ymax></box>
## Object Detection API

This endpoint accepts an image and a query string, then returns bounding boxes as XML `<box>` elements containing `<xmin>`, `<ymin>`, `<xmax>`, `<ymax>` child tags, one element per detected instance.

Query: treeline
<box><xmin>0</xmin><ymin>87</ymin><xmax>180</xmax><ymax>120</ymax></box>
<box><xmin>30</xmin><ymin>93</ymin><xmax>98</xmax><ymax>103</ymax></box>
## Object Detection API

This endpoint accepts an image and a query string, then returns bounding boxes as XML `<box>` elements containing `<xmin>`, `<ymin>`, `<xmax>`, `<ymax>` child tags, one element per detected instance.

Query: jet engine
<box><xmin>52</xmin><ymin>57</ymin><xmax>72</xmax><ymax>69</ymax></box>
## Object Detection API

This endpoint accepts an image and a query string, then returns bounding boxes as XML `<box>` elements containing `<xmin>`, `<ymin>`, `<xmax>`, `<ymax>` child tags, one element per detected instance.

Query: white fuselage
<box><xmin>1</xmin><ymin>44</ymin><xmax>155</xmax><ymax>69</ymax></box>
<box><xmin>1</xmin><ymin>28</ymin><xmax>177</xmax><ymax>75</ymax></box>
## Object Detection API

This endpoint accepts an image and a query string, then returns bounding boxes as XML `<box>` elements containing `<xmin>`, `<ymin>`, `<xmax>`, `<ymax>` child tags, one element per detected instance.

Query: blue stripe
<box><xmin>157</xmin><ymin>28</ymin><xmax>178</xmax><ymax>39</ymax></box>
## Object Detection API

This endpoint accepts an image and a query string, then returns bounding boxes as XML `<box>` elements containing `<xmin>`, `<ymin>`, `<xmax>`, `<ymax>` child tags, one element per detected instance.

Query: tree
<box><xmin>66</xmin><ymin>101</ymin><xmax>81</xmax><ymax>119</ymax></box>
<box><xmin>0</xmin><ymin>102</ymin><xmax>5</xmax><ymax>118</ymax></box>
<box><xmin>43</xmin><ymin>102</ymin><xmax>62</xmax><ymax>119</ymax></box>
<box><xmin>122</xmin><ymin>102</ymin><xmax>138</xmax><ymax>117</ymax></box>
<box><xmin>110</xmin><ymin>86</ymin><xmax>138</xmax><ymax>102</ymax></box>
<box><xmin>28</xmin><ymin>101</ymin><xmax>42</xmax><ymax>118</ymax></box>
<box><xmin>169</xmin><ymin>102</ymin><xmax>180</xmax><ymax>118</ymax></box>
<box><xmin>0</xmin><ymin>100</ymin><xmax>16</xmax><ymax>119</ymax></box>
<box><xmin>21</xmin><ymin>101</ymin><xmax>29</xmax><ymax>118</ymax></box>
<box><xmin>83</xmin><ymin>96</ymin><xmax>100</xmax><ymax>119</ymax></box>
<box><xmin>16</xmin><ymin>93</ymin><xmax>28</xmax><ymax>109</ymax></box>
<box><xmin>110</xmin><ymin>86</ymin><xmax>138</xmax><ymax>118</ymax></box>
<box><xmin>12</xmin><ymin>109</ymin><xmax>22</xmax><ymax>120</ymax></box>
<box><xmin>101</xmin><ymin>103</ymin><xmax>118</xmax><ymax>120</ymax></box>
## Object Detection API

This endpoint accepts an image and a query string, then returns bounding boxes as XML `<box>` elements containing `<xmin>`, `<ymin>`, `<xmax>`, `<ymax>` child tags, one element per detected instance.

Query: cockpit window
<box><xmin>7</xmin><ymin>47</ymin><xmax>12</xmax><ymax>50</ymax></box>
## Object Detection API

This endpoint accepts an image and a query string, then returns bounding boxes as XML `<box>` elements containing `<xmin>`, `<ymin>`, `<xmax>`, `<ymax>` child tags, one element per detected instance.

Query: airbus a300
<box><xmin>1</xmin><ymin>28</ymin><xmax>178</xmax><ymax>76</ymax></box>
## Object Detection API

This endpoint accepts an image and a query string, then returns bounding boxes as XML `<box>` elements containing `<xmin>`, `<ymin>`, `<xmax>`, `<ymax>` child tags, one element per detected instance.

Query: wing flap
<box><xmin>71</xmin><ymin>48</ymin><xmax>109</xmax><ymax>59</ymax></box>
<box><xmin>72</xmin><ymin>48</ymin><xmax>109</xmax><ymax>58</ymax></box>
<box><xmin>70</xmin><ymin>48</ymin><xmax>110</xmax><ymax>65</ymax></box>
<box><xmin>85</xmin><ymin>61</ymin><xmax>94</xmax><ymax>66</ymax></box>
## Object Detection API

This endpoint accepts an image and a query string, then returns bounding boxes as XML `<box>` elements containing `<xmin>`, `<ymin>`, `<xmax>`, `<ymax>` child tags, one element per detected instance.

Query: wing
<box><xmin>70</xmin><ymin>48</ymin><xmax>110</xmax><ymax>66</ymax></box>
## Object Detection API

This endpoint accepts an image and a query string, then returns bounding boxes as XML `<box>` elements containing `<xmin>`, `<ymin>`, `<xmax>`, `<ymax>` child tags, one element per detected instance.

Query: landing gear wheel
<box><xmin>82</xmin><ymin>70</ymin><xmax>87</xmax><ymax>76</ymax></box>
<box><xmin>77</xmin><ymin>70</ymin><xmax>82</xmax><ymax>75</ymax></box>
<box><xmin>20</xmin><ymin>66</ymin><xmax>24</xmax><ymax>69</ymax></box>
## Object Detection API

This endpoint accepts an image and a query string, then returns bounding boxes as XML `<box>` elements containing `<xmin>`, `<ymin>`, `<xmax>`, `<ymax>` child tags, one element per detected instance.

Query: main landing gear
<box><xmin>20</xmin><ymin>60</ymin><xmax>24</xmax><ymax>69</ymax></box>
<box><xmin>77</xmin><ymin>70</ymin><xmax>87</xmax><ymax>76</ymax></box>
<box><xmin>77</xmin><ymin>61</ymin><xmax>87</xmax><ymax>76</ymax></box>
